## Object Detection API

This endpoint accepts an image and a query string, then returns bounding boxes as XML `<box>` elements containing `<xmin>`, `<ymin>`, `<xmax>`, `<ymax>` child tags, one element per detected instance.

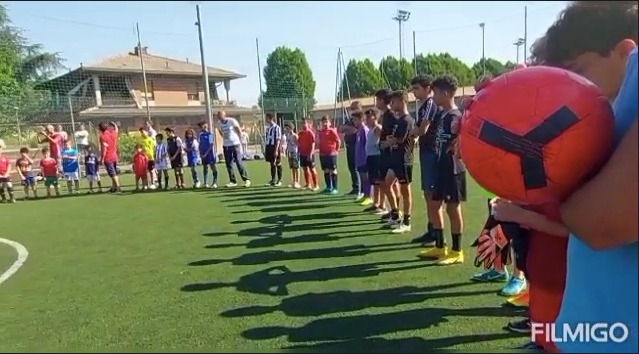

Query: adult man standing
<box><xmin>144</xmin><ymin>120</ymin><xmax>157</xmax><ymax>139</ymax></box>
<box><xmin>340</xmin><ymin>101</ymin><xmax>361</xmax><ymax>197</ymax></box>
<box><xmin>74</xmin><ymin>123</ymin><xmax>90</xmax><ymax>155</ymax></box>
<box><xmin>217</xmin><ymin>111</ymin><xmax>251</xmax><ymax>188</ymax></box>
<box><xmin>264</xmin><ymin>113</ymin><xmax>283</xmax><ymax>187</ymax></box>
<box><xmin>37</xmin><ymin>124</ymin><xmax>63</xmax><ymax>170</ymax></box>
<box><xmin>98</xmin><ymin>121</ymin><xmax>121</xmax><ymax>193</ymax></box>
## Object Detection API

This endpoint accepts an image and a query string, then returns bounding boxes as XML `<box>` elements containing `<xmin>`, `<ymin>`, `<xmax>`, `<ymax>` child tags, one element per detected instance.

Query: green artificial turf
<box><xmin>0</xmin><ymin>158</ymin><xmax>528</xmax><ymax>352</ymax></box>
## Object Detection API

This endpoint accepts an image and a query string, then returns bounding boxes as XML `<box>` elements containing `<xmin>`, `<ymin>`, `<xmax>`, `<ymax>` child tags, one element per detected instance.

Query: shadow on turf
<box><xmin>202</xmin><ymin>219</ymin><xmax>374</xmax><ymax>239</ymax></box>
<box><xmin>281</xmin><ymin>333</ymin><xmax>526</xmax><ymax>353</ymax></box>
<box><xmin>181</xmin><ymin>260</ymin><xmax>430</xmax><ymax>296</ymax></box>
<box><xmin>220</xmin><ymin>282</ymin><xmax>497</xmax><ymax>318</ymax></box>
<box><xmin>190</xmin><ymin>242</ymin><xmax>417</xmax><ymax>266</ymax></box>
<box><xmin>230</xmin><ymin>211</ymin><xmax>361</xmax><ymax>226</ymax></box>
<box><xmin>241</xmin><ymin>305</ymin><xmax>520</xmax><ymax>343</ymax></box>
<box><xmin>204</xmin><ymin>227</ymin><xmax>380</xmax><ymax>250</ymax></box>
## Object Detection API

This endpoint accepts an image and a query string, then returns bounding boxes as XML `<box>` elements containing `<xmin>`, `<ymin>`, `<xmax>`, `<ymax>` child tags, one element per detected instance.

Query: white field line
<box><xmin>0</xmin><ymin>238</ymin><xmax>29</xmax><ymax>285</ymax></box>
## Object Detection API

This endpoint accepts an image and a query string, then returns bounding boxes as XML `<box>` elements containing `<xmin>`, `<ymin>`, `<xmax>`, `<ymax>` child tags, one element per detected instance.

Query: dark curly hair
<box><xmin>410</xmin><ymin>75</ymin><xmax>434</xmax><ymax>88</ymax></box>
<box><xmin>432</xmin><ymin>75</ymin><xmax>459</xmax><ymax>93</ymax></box>
<box><xmin>531</xmin><ymin>1</ymin><xmax>638</xmax><ymax>66</ymax></box>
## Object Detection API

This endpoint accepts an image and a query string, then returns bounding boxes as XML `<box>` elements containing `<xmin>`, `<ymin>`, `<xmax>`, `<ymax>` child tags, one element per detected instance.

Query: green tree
<box><xmin>412</xmin><ymin>53</ymin><xmax>474</xmax><ymax>86</ymax></box>
<box><xmin>471</xmin><ymin>58</ymin><xmax>507</xmax><ymax>79</ymax></box>
<box><xmin>0</xmin><ymin>4</ymin><xmax>63</xmax><ymax>134</ymax></box>
<box><xmin>260</xmin><ymin>46</ymin><xmax>316</xmax><ymax>113</ymax></box>
<box><xmin>339</xmin><ymin>59</ymin><xmax>384</xmax><ymax>99</ymax></box>
<box><xmin>504</xmin><ymin>61</ymin><xmax>517</xmax><ymax>71</ymax></box>
<box><xmin>379</xmin><ymin>56</ymin><xmax>413</xmax><ymax>91</ymax></box>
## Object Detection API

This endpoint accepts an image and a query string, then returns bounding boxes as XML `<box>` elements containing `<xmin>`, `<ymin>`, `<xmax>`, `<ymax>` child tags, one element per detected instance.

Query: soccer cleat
<box><xmin>347</xmin><ymin>189</ymin><xmax>359</xmax><ymax>196</ymax></box>
<box><xmin>226</xmin><ymin>182</ymin><xmax>238</xmax><ymax>188</ymax></box>
<box><xmin>293</xmin><ymin>183</ymin><xmax>302</xmax><ymax>189</ymax></box>
<box><xmin>380</xmin><ymin>212</ymin><xmax>391</xmax><ymax>221</ymax></box>
<box><xmin>354</xmin><ymin>193</ymin><xmax>365</xmax><ymax>202</ymax></box>
<box><xmin>287</xmin><ymin>184</ymin><xmax>294</xmax><ymax>188</ymax></box>
<box><xmin>500</xmin><ymin>276</ymin><xmax>527</xmax><ymax>297</ymax></box>
<box><xmin>321</xmin><ymin>188</ymin><xmax>332</xmax><ymax>194</ymax></box>
<box><xmin>203</xmin><ymin>184</ymin><xmax>210</xmax><ymax>188</ymax></box>
<box><xmin>362</xmin><ymin>205</ymin><xmax>377</xmax><ymax>212</ymax></box>
<box><xmin>507</xmin><ymin>318</ymin><xmax>531</xmax><ymax>334</ymax></box>
<box><xmin>211</xmin><ymin>183</ymin><xmax>218</xmax><ymax>189</ymax></box>
<box><xmin>312</xmin><ymin>186</ymin><xmax>320</xmax><ymax>192</ymax></box>
<box><xmin>437</xmin><ymin>250</ymin><xmax>464</xmax><ymax>266</ymax></box>
<box><xmin>330</xmin><ymin>189</ymin><xmax>339</xmax><ymax>195</ymax></box>
<box><xmin>275</xmin><ymin>181</ymin><xmax>282</xmax><ymax>187</ymax></box>
<box><xmin>359</xmin><ymin>197</ymin><xmax>373</xmax><ymax>206</ymax></box>
<box><xmin>265</xmin><ymin>182</ymin><xmax>274</xmax><ymax>187</ymax></box>
<box><xmin>471</xmin><ymin>268</ymin><xmax>509</xmax><ymax>283</ymax></box>
<box><xmin>385</xmin><ymin>218</ymin><xmax>401</xmax><ymax>229</ymax></box>
<box><xmin>418</xmin><ymin>247</ymin><xmax>448</xmax><ymax>260</ymax></box>
<box><xmin>506</xmin><ymin>291</ymin><xmax>530</xmax><ymax>308</ymax></box>
<box><xmin>244</xmin><ymin>180</ymin><xmax>251</xmax><ymax>188</ymax></box>
<box><xmin>194</xmin><ymin>182</ymin><xmax>201</xmax><ymax>188</ymax></box>
<box><xmin>392</xmin><ymin>224</ymin><xmax>411</xmax><ymax>234</ymax></box>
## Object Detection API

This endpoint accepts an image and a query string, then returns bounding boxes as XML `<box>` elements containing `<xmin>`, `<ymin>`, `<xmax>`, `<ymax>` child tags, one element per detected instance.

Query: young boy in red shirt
<box><xmin>133</xmin><ymin>143</ymin><xmax>149</xmax><ymax>191</ymax></box>
<box><xmin>298</xmin><ymin>118</ymin><xmax>319</xmax><ymax>191</ymax></box>
<box><xmin>318</xmin><ymin>115</ymin><xmax>341</xmax><ymax>194</ymax></box>
<box><xmin>0</xmin><ymin>144</ymin><xmax>15</xmax><ymax>203</ymax></box>
<box><xmin>39</xmin><ymin>147</ymin><xmax>60</xmax><ymax>197</ymax></box>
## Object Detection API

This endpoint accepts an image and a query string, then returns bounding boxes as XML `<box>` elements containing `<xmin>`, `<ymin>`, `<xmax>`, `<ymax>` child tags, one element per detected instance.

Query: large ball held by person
<box><xmin>460</xmin><ymin>66</ymin><xmax>615</xmax><ymax>205</ymax></box>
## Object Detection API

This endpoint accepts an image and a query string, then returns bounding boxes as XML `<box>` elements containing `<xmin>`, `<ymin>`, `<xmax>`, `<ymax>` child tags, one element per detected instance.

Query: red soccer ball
<box><xmin>460</xmin><ymin>66</ymin><xmax>614</xmax><ymax>205</ymax></box>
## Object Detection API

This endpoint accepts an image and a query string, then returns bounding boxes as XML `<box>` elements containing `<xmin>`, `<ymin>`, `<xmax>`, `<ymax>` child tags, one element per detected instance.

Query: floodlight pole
<box><xmin>479</xmin><ymin>22</ymin><xmax>486</xmax><ymax>76</ymax></box>
<box><xmin>393</xmin><ymin>9</ymin><xmax>411</xmax><ymax>62</ymax></box>
<box><xmin>195</xmin><ymin>5</ymin><xmax>215</xmax><ymax>135</ymax></box>
<box><xmin>514</xmin><ymin>38</ymin><xmax>525</xmax><ymax>63</ymax></box>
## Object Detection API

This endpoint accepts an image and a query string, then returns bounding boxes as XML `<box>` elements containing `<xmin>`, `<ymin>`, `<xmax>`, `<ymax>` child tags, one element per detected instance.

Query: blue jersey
<box><xmin>185</xmin><ymin>137</ymin><xmax>199</xmax><ymax>165</ymax></box>
<box><xmin>85</xmin><ymin>153</ymin><xmax>99</xmax><ymax>176</ymax></box>
<box><xmin>198</xmin><ymin>130</ymin><xmax>214</xmax><ymax>156</ymax></box>
<box><xmin>556</xmin><ymin>48</ymin><xmax>638</xmax><ymax>353</ymax></box>
<box><xmin>61</xmin><ymin>148</ymin><xmax>79</xmax><ymax>173</ymax></box>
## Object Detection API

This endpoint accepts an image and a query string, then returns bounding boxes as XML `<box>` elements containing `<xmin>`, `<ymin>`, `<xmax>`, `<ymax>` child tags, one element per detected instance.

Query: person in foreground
<box><xmin>530</xmin><ymin>1</ymin><xmax>637</xmax><ymax>352</ymax></box>
<box><xmin>297</xmin><ymin>118</ymin><xmax>319</xmax><ymax>191</ymax></box>
<box><xmin>217</xmin><ymin>111</ymin><xmax>251</xmax><ymax>188</ymax></box>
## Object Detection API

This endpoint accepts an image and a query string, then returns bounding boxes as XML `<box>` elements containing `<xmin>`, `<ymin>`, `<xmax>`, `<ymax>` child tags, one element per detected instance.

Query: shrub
<box><xmin>117</xmin><ymin>133</ymin><xmax>138</xmax><ymax>164</ymax></box>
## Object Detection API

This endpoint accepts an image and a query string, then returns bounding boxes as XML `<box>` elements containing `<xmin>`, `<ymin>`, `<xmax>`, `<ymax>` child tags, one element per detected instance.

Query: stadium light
<box><xmin>513</xmin><ymin>37</ymin><xmax>526</xmax><ymax>63</ymax></box>
<box><xmin>479</xmin><ymin>22</ymin><xmax>486</xmax><ymax>76</ymax></box>
<box><xmin>393</xmin><ymin>9</ymin><xmax>411</xmax><ymax>61</ymax></box>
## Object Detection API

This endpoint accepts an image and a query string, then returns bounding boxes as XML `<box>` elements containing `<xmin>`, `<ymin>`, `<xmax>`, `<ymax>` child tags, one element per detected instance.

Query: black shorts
<box><xmin>366</xmin><ymin>155</ymin><xmax>382</xmax><ymax>184</ymax></box>
<box><xmin>389</xmin><ymin>162</ymin><xmax>413</xmax><ymax>184</ymax></box>
<box><xmin>319</xmin><ymin>155</ymin><xmax>337</xmax><ymax>170</ymax></box>
<box><xmin>432</xmin><ymin>171</ymin><xmax>467</xmax><ymax>203</ymax></box>
<box><xmin>170</xmin><ymin>158</ymin><xmax>183</xmax><ymax>170</ymax></box>
<box><xmin>356</xmin><ymin>165</ymin><xmax>367</xmax><ymax>173</ymax></box>
<box><xmin>147</xmin><ymin>160</ymin><xmax>155</xmax><ymax>172</ymax></box>
<box><xmin>265</xmin><ymin>145</ymin><xmax>281</xmax><ymax>164</ymax></box>
<box><xmin>299</xmin><ymin>154</ymin><xmax>315</xmax><ymax>168</ymax></box>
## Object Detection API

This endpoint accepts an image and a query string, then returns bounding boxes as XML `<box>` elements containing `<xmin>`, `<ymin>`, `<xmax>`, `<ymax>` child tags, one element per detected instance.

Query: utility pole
<box><xmin>524</xmin><ymin>5</ymin><xmax>528</xmax><ymax>63</ymax></box>
<box><xmin>135</xmin><ymin>23</ymin><xmax>151</xmax><ymax>122</ymax></box>
<box><xmin>392</xmin><ymin>9</ymin><xmax>411</xmax><ymax>61</ymax></box>
<box><xmin>514</xmin><ymin>38</ymin><xmax>525</xmax><ymax>63</ymax></box>
<box><xmin>195</xmin><ymin>5</ymin><xmax>215</xmax><ymax>134</ymax></box>
<box><xmin>479</xmin><ymin>22</ymin><xmax>486</xmax><ymax>76</ymax></box>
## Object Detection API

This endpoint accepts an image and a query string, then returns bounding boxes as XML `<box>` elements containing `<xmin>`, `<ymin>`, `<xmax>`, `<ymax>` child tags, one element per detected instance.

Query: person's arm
<box><xmin>492</xmin><ymin>198</ymin><xmax>568</xmax><ymax>238</ymax></box>
<box><xmin>392</xmin><ymin>119</ymin><xmax>410</xmax><ymax>144</ymax></box>
<box><xmin>416</xmin><ymin>100</ymin><xmax>436</xmax><ymax>136</ymax></box>
<box><xmin>560</xmin><ymin>117</ymin><xmax>638</xmax><ymax>249</ymax></box>
<box><xmin>110</xmin><ymin>121</ymin><xmax>119</xmax><ymax>134</ymax></box>
<box><xmin>309</xmin><ymin>134</ymin><xmax>316</xmax><ymax>158</ymax></box>
<box><xmin>332</xmin><ymin>129</ymin><xmax>341</xmax><ymax>152</ymax></box>
<box><xmin>15</xmin><ymin>160</ymin><xmax>24</xmax><ymax>180</ymax></box>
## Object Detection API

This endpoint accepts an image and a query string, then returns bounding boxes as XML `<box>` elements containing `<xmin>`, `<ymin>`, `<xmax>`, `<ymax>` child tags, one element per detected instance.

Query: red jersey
<box><xmin>0</xmin><ymin>155</ymin><xmax>10</xmax><ymax>176</ymax></box>
<box><xmin>132</xmin><ymin>152</ymin><xmax>148</xmax><ymax>178</ymax></box>
<box><xmin>297</xmin><ymin>129</ymin><xmax>316</xmax><ymax>156</ymax></box>
<box><xmin>47</xmin><ymin>132</ymin><xmax>62</xmax><ymax>159</ymax></box>
<box><xmin>39</xmin><ymin>157</ymin><xmax>58</xmax><ymax>177</ymax></box>
<box><xmin>318</xmin><ymin>127</ymin><xmax>340</xmax><ymax>156</ymax></box>
<box><xmin>100</xmin><ymin>130</ymin><xmax>118</xmax><ymax>163</ymax></box>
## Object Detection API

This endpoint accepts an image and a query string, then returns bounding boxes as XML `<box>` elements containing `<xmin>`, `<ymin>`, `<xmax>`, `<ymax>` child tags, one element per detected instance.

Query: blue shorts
<box><xmin>104</xmin><ymin>162</ymin><xmax>118</xmax><ymax>177</ymax></box>
<box><xmin>22</xmin><ymin>176</ymin><xmax>36</xmax><ymax>186</ymax></box>
<box><xmin>187</xmin><ymin>156</ymin><xmax>198</xmax><ymax>168</ymax></box>
<box><xmin>419</xmin><ymin>149</ymin><xmax>438</xmax><ymax>192</ymax></box>
<box><xmin>319</xmin><ymin>155</ymin><xmax>337</xmax><ymax>170</ymax></box>
<box><xmin>201</xmin><ymin>153</ymin><xmax>216</xmax><ymax>165</ymax></box>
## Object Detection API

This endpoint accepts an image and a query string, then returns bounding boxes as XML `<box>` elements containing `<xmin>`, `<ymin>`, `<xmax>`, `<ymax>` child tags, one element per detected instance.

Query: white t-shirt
<box><xmin>74</xmin><ymin>129</ymin><xmax>89</xmax><ymax>145</ymax></box>
<box><xmin>219</xmin><ymin>118</ymin><xmax>241</xmax><ymax>147</ymax></box>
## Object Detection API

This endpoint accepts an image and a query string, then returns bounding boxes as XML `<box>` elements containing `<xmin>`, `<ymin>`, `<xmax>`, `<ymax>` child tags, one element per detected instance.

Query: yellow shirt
<box><xmin>140</xmin><ymin>136</ymin><xmax>156</xmax><ymax>159</ymax></box>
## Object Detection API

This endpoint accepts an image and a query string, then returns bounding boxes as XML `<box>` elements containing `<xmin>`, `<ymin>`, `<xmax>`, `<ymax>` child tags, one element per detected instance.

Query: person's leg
<box><xmin>346</xmin><ymin>145</ymin><xmax>358</xmax><ymax>194</ymax></box>
<box><xmin>190</xmin><ymin>165</ymin><xmax>199</xmax><ymax>187</ymax></box>
<box><xmin>414</xmin><ymin>150</ymin><xmax>438</xmax><ymax>244</ymax></box>
<box><xmin>202</xmin><ymin>163</ymin><xmax>209</xmax><ymax>186</ymax></box>
<box><xmin>73</xmin><ymin>177</ymin><xmax>80</xmax><ymax>193</ymax></box>
<box><xmin>222</xmin><ymin>146</ymin><xmax>237</xmax><ymax>184</ymax></box>
<box><xmin>4</xmin><ymin>182</ymin><xmax>14</xmax><ymax>202</ymax></box>
<box><xmin>163</xmin><ymin>170</ymin><xmax>170</xmax><ymax>189</ymax></box>
<box><xmin>66</xmin><ymin>175</ymin><xmax>73</xmax><ymax>194</ymax></box>
<box><xmin>392</xmin><ymin>165</ymin><xmax>412</xmax><ymax>233</ymax></box>
<box><xmin>45</xmin><ymin>181</ymin><xmax>52</xmax><ymax>197</ymax></box>
<box><xmin>23</xmin><ymin>180</ymin><xmax>29</xmax><ymax>198</ymax></box>
<box><xmin>233</xmin><ymin>145</ymin><xmax>250</xmax><ymax>183</ymax></box>
<box><xmin>31</xmin><ymin>180</ymin><xmax>37</xmax><ymax>198</ymax></box>
<box><xmin>383</xmin><ymin>169</ymin><xmax>400</xmax><ymax>226</ymax></box>
<box><xmin>135</xmin><ymin>176</ymin><xmax>141</xmax><ymax>190</ymax></box>
<box><xmin>142</xmin><ymin>176</ymin><xmax>149</xmax><ymax>189</ymax></box>
<box><xmin>210</xmin><ymin>163</ymin><xmax>219</xmax><ymax>186</ymax></box>
<box><xmin>438</xmin><ymin>173</ymin><xmax>467</xmax><ymax>265</ymax></box>
<box><xmin>276</xmin><ymin>158</ymin><xmax>283</xmax><ymax>185</ymax></box>
<box><xmin>329</xmin><ymin>156</ymin><xmax>339</xmax><ymax>194</ymax></box>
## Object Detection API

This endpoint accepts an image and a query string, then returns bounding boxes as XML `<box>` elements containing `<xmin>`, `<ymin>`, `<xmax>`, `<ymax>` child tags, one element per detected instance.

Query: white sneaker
<box><xmin>355</xmin><ymin>193</ymin><xmax>365</xmax><ymax>201</ymax></box>
<box><xmin>293</xmin><ymin>183</ymin><xmax>301</xmax><ymax>189</ymax></box>
<box><xmin>265</xmin><ymin>182</ymin><xmax>274</xmax><ymax>187</ymax></box>
<box><xmin>195</xmin><ymin>182</ymin><xmax>201</xmax><ymax>188</ymax></box>
<box><xmin>244</xmin><ymin>180</ymin><xmax>251</xmax><ymax>188</ymax></box>
<box><xmin>385</xmin><ymin>218</ymin><xmax>400</xmax><ymax>228</ymax></box>
<box><xmin>211</xmin><ymin>183</ymin><xmax>218</xmax><ymax>189</ymax></box>
<box><xmin>392</xmin><ymin>224</ymin><xmax>412</xmax><ymax>234</ymax></box>
<box><xmin>374</xmin><ymin>209</ymin><xmax>389</xmax><ymax>216</ymax></box>
<box><xmin>287</xmin><ymin>184</ymin><xmax>294</xmax><ymax>188</ymax></box>
<box><xmin>149</xmin><ymin>184</ymin><xmax>157</xmax><ymax>190</ymax></box>
<box><xmin>204</xmin><ymin>184</ymin><xmax>210</xmax><ymax>188</ymax></box>
<box><xmin>312</xmin><ymin>186</ymin><xmax>320</xmax><ymax>192</ymax></box>
<box><xmin>275</xmin><ymin>181</ymin><xmax>282</xmax><ymax>187</ymax></box>
<box><xmin>226</xmin><ymin>182</ymin><xmax>238</xmax><ymax>188</ymax></box>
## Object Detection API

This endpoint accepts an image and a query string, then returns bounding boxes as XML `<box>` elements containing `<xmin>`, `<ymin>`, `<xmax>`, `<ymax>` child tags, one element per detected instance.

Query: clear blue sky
<box><xmin>8</xmin><ymin>1</ymin><xmax>567</xmax><ymax>106</ymax></box>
